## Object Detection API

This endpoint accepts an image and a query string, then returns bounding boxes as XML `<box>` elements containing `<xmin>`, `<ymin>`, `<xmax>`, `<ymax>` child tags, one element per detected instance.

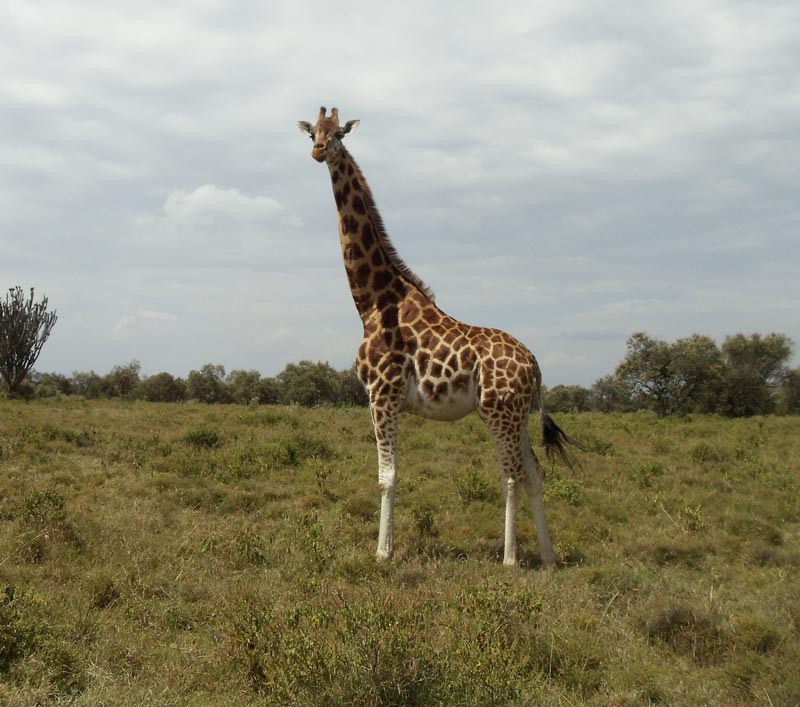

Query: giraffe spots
<box><xmin>355</xmin><ymin>263</ymin><xmax>371</xmax><ymax>288</ymax></box>
<box><xmin>433</xmin><ymin>344</ymin><xmax>450</xmax><ymax>362</ymax></box>
<box><xmin>426</xmin><ymin>310</ymin><xmax>442</xmax><ymax>327</ymax></box>
<box><xmin>361</xmin><ymin>222</ymin><xmax>375</xmax><ymax>249</ymax></box>
<box><xmin>342</xmin><ymin>214</ymin><xmax>359</xmax><ymax>235</ymax></box>
<box><xmin>416</xmin><ymin>328</ymin><xmax>437</xmax><ymax>352</ymax></box>
<box><xmin>401</xmin><ymin>300</ymin><xmax>420</xmax><ymax>324</ymax></box>
<box><xmin>351</xmin><ymin>178</ymin><xmax>362</xmax><ymax>192</ymax></box>
<box><xmin>348</xmin><ymin>163</ymin><xmax>355</xmax><ymax>176</ymax></box>
<box><xmin>343</xmin><ymin>243</ymin><xmax>364</xmax><ymax>263</ymax></box>
<box><xmin>376</xmin><ymin>290</ymin><xmax>397</xmax><ymax>312</ymax></box>
<box><xmin>364</xmin><ymin>318</ymin><xmax>378</xmax><ymax>336</ymax></box>
<box><xmin>417</xmin><ymin>350</ymin><xmax>431</xmax><ymax>376</ymax></box>
<box><xmin>372</xmin><ymin>269</ymin><xmax>394</xmax><ymax>292</ymax></box>
<box><xmin>430</xmin><ymin>361</ymin><xmax>443</xmax><ymax>378</ymax></box>
<box><xmin>500</xmin><ymin>342</ymin><xmax>515</xmax><ymax>359</ymax></box>
<box><xmin>371</xmin><ymin>248</ymin><xmax>385</xmax><ymax>267</ymax></box>
<box><xmin>352</xmin><ymin>195</ymin><xmax>366</xmax><ymax>214</ymax></box>
<box><xmin>380</xmin><ymin>305</ymin><xmax>399</xmax><ymax>330</ymax></box>
<box><xmin>383</xmin><ymin>330</ymin><xmax>396</xmax><ymax>349</ymax></box>
<box><xmin>452</xmin><ymin>372</ymin><xmax>471</xmax><ymax>390</ymax></box>
<box><xmin>433</xmin><ymin>381</ymin><xmax>448</xmax><ymax>399</ymax></box>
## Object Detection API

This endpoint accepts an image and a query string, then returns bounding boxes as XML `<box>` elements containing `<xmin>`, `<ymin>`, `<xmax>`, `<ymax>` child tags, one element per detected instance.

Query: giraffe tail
<box><xmin>536</xmin><ymin>378</ymin><xmax>584</xmax><ymax>467</ymax></box>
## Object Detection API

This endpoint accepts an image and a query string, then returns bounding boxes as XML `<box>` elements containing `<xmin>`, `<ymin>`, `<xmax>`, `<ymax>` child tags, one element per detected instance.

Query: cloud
<box><xmin>162</xmin><ymin>185</ymin><xmax>284</xmax><ymax>228</ymax></box>
<box><xmin>113</xmin><ymin>309</ymin><xmax>179</xmax><ymax>336</ymax></box>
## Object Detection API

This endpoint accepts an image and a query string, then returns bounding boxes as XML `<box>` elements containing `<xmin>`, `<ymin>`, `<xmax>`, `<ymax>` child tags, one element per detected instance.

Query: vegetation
<box><xmin>0</xmin><ymin>399</ymin><xmax>798</xmax><ymax>705</ymax></box>
<box><xmin>549</xmin><ymin>332</ymin><xmax>798</xmax><ymax>417</ymax></box>
<box><xmin>24</xmin><ymin>360</ymin><xmax>368</xmax><ymax>408</ymax></box>
<box><xmin>10</xmin><ymin>331</ymin><xmax>798</xmax><ymax>418</ymax></box>
<box><xmin>0</xmin><ymin>287</ymin><xmax>57</xmax><ymax>396</ymax></box>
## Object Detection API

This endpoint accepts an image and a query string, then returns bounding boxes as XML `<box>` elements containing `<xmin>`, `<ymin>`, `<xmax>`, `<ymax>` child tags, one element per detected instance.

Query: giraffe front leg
<box><xmin>372</xmin><ymin>404</ymin><xmax>399</xmax><ymax>562</ymax></box>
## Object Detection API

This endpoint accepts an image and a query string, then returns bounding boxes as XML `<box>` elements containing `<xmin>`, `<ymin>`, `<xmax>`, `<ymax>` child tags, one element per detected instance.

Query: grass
<box><xmin>0</xmin><ymin>399</ymin><xmax>799</xmax><ymax>705</ymax></box>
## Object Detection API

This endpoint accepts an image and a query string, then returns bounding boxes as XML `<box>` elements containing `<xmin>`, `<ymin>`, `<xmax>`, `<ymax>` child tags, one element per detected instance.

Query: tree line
<box><xmin>547</xmin><ymin>332</ymin><xmax>799</xmax><ymax>416</ymax></box>
<box><xmin>1</xmin><ymin>286</ymin><xmax>798</xmax><ymax>415</ymax></box>
<box><xmin>24</xmin><ymin>360</ymin><xmax>369</xmax><ymax>407</ymax></box>
<box><xmin>11</xmin><ymin>331</ymin><xmax>800</xmax><ymax>416</ymax></box>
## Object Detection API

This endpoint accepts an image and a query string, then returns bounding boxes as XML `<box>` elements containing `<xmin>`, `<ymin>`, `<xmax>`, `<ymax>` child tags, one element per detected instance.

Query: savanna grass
<box><xmin>0</xmin><ymin>399</ymin><xmax>798</xmax><ymax>705</ymax></box>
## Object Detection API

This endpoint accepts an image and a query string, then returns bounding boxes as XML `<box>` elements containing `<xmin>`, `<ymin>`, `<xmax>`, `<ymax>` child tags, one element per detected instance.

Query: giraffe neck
<box><xmin>326</xmin><ymin>147</ymin><xmax>434</xmax><ymax>321</ymax></box>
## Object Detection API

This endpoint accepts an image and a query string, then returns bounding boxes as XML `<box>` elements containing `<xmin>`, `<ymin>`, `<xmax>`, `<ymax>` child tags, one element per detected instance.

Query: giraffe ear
<box><xmin>342</xmin><ymin>119</ymin><xmax>360</xmax><ymax>136</ymax></box>
<box><xmin>297</xmin><ymin>121</ymin><xmax>314</xmax><ymax>137</ymax></box>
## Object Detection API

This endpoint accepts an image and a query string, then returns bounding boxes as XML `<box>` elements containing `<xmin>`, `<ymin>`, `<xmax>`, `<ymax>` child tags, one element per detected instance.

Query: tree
<box><xmin>227</xmin><ymin>369</ymin><xmax>265</xmax><ymax>404</ymax></box>
<box><xmin>719</xmin><ymin>333</ymin><xmax>793</xmax><ymax>416</ymax></box>
<box><xmin>778</xmin><ymin>369</ymin><xmax>800</xmax><ymax>415</ymax></box>
<box><xmin>30</xmin><ymin>371</ymin><xmax>73</xmax><ymax>398</ymax></box>
<box><xmin>590</xmin><ymin>375</ymin><xmax>634</xmax><ymax>413</ymax></box>
<box><xmin>137</xmin><ymin>372</ymin><xmax>186</xmax><ymax>403</ymax></box>
<box><xmin>546</xmin><ymin>384</ymin><xmax>592</xmax><ymax>413</ymax></box>
<box><xmin>669</xmin><ymin>334</ymin><xmax>725</xmax><ymax>414</ymax></box>
<box><xmin>276</xmin><ymin>360</ymin><xmax>340</xmax><ymax>406</ymax></box>
<box><xmin>186</xmin><ymin>364</ymin><xmax>232</xmax><ymax>404</ymax></box>
<box><xmin>105</xmin><ymin>360</ymin><xmax>141</xmax><ymax>399</ymax></box>
<box><xmin>615</xmin><ymin>333</ymin><xmax>677</xmax><ymax>415</ymax></box>
<box><xmin>337</xmin><ymin>364</ymin><xmax>369</xmax><ymax>406</ymax></box>
<box><xmin>0</xmin><ymin>287</ymin><xmax>58</xmax><ymax>395</ymax></box>
<box><xmin>71</xmin><ymin>370</ymin><xmax>110</xmax><ymax>398</ymax></box>
<box><xmin>615</xmin><ymin>332</ymin><xmax>726</xmax><ymax>415</ymax></box>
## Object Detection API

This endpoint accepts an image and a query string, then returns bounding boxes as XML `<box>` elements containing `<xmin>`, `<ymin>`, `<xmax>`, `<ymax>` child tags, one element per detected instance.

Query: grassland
<box><xmin>0</xmin><ymin>399</ymin><xmax>798</xmax><ymax>705</ymax></box>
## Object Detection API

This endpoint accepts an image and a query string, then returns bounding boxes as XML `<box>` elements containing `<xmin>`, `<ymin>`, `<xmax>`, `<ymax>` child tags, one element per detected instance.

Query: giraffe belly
<box><xmin>402</xmin><ymin>375</ymin><xmax>477</xmax><ymax>422</ymax></box>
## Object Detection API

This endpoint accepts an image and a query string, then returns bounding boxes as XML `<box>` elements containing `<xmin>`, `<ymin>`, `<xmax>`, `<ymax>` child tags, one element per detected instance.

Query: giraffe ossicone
<box><xmin>298</xmin><ymin>106</ymin><xmax>581</xmax><ymax>568</ymax></box>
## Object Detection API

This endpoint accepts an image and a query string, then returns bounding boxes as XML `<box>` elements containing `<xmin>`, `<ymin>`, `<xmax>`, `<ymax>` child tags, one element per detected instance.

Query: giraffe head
<box><xmin>297</xmin><ymin>106</ymin><xmax>360</xmax><ymax>163</ymax></box>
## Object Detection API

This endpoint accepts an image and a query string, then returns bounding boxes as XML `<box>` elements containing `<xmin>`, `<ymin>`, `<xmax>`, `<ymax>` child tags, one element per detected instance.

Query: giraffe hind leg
<box><xmin>521</xmin><ymin>426</ymin><xmax>559</xmax><ymax>567</ymax></box>
<box><xmin>482</xmin><ymin>406</ymin><xmax>559</xmax><ymax>568</ymax></box>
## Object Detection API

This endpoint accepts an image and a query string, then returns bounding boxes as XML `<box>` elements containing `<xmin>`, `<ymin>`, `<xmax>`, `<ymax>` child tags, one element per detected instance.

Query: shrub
<box><xmin>644</xmin><ymin>604</ymin><xmax>726</xmax><ymax>665</ymax></box>
<box><xmin>455</xmin><ymin>468</ymin><xmax>498</xmax><ymax>504</ymax></box>
<box><xmin>182</xmin><ymin>428</ymin><xmax>221</xmax><ymax>448</ymax></box>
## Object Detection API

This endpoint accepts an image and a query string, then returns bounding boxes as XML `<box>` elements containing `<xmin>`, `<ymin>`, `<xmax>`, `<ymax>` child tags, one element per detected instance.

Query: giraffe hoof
<box><xmin>376</xmin><ymin>549</ymin><xmax>393</xmax><ymax>562</ymax></box>
<box><xmin>540</xmin><ymin>553</ymin><xmax>560</xmax><ymax>569</ymax></box>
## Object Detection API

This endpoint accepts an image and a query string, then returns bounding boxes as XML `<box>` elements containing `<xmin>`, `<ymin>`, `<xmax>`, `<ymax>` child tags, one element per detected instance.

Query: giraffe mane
<box><xmin>344</xmin><ymin>148</ymin><xmax>436</xmax><ymax>301</ymax></box>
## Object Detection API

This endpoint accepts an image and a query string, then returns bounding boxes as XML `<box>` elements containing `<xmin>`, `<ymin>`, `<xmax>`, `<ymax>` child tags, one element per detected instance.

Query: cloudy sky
<box><xmin>3</xmin><ymin>0</ymin><xmax>798</xmax><ymax>386</ymax></box>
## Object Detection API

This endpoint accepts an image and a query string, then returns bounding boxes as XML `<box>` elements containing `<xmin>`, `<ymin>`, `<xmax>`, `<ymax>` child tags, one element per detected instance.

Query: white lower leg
<box><xmin>521</xmin><ymin>430</ymin><xmax>558</xmax><ymax>567</ymax></box>
<box><xmin>376</xmin><ymin>483</ymin><xmax>396</xmax><ymax>561</ymax></box>
<box><xmin>503</xmin><ymin>477</ymin><xmax>519</xmax><ymax>566</ymax></box>
<box><xmin>528</xmin><ymin>489</ymin><xmax>558</xmax><ymax>567</ymax></box>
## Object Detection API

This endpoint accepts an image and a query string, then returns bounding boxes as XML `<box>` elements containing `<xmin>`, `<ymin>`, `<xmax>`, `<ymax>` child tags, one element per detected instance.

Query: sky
<box><xmin>2</xmin><ymin>0</ymin><xmax>798</xmax><ymax>387</ymax></box>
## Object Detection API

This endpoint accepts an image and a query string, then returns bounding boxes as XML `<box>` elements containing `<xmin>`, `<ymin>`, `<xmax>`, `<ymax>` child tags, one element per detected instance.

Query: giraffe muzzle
<box><xmin>312</xmin><ymin>145</ymin><xmax>327</xmax><ymax>162</ymax></box>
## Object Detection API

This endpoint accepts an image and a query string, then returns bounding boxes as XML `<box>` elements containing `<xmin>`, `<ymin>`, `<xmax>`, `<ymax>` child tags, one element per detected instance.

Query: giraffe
<box><xmin>297</xmin><ymin>107</ymin><xmax>580</xmax><ymax>568</ymax></box>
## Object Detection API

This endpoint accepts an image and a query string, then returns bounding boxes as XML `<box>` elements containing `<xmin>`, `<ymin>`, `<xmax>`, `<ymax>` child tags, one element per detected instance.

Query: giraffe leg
<box><xmin>503</xmin><ymin>475</ymin><xmax>520</xmax><ymax>566</ymax></box>
<box><xmin>521</xmin><ymin>426</ymin><xmax>559</xmax><ymax>568</ymax></box>
<box><xmin>480</xmin><ymin>407</ymin><xmax>528</xmax><ymax>566</ymax></box>
<box><xmin>482</xmin><ymin>403</ymin><xmax>559</xmax><ymax>568</ymax></box>
<box><xmin>371</xmin><ymin>402</ymin><xmax>399</xmax><ymax>561</ymax></box>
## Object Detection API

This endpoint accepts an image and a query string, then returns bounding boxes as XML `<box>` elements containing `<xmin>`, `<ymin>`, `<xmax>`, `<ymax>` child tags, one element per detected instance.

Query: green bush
<box><xmin>182</xmin><ymin>428</ymin><xmax>221</xmax><ymax>448</ymax></box>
